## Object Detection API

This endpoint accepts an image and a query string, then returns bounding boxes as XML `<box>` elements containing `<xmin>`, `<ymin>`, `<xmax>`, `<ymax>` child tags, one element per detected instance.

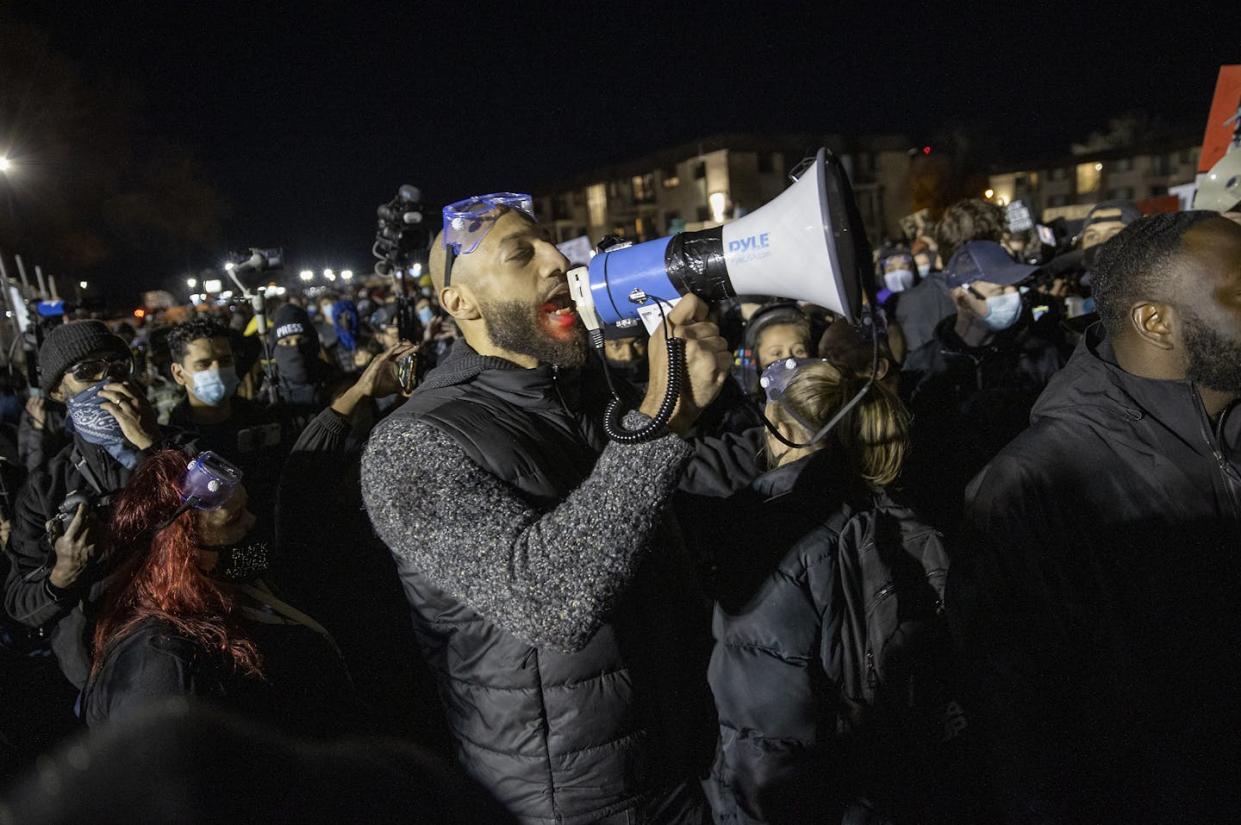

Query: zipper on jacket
<box><xmin>865</xmin><ymin>647</ymin><xmax>877</xmax><ymax>693</ymax></box>
<box><xmin>1191</xmin><ymin>388</ymin><xmax>1241</xmax><ymax>524</ymax></box>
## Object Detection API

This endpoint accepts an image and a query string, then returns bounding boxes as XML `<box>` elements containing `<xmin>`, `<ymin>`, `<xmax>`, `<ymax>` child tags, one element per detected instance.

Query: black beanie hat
<box><xmin>271</xmin><ymin>303</ymin><xmax>313</xmax><ymax>344</ymax></box>
<box><xmin>38</xmin><ymin>320</ymin><xmax>131</xmax><ymax>394</ymax></box>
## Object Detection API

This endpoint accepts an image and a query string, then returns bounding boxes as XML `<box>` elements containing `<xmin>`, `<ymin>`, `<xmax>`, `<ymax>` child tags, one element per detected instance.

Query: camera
<box><xmin>226</xmin><ymin>247</ymin><xmax>285</xmax><ymax>291</ymax></box>
<box><xmin>46</xmin><ymin>490</ymin><xmax>93</xmax><ymax>541</ymax></box>
<box><xmin>373</xmin><ymin>185</ymin><xmax>432</xmax><ymax>275</ymax></box>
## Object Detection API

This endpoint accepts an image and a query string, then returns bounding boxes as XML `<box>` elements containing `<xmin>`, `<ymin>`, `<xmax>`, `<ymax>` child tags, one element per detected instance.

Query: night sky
<box><xmin>1</xmin><ymin>0</ymin><xmax>1237</xmax><ymax>305</ymax></box>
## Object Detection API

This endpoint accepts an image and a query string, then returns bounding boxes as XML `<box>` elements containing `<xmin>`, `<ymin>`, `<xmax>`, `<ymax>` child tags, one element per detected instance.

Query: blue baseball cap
<box><xmin>944</xmin><ymin>240</ymin><xmax>1038</xmax><ymax>289</ymax></box>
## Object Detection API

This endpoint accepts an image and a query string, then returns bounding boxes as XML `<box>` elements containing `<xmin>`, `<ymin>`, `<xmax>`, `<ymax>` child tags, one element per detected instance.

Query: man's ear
<box><xmin>873</xmin><ymin>356</ymin><xmax>892</xmax><ymax>381</ymax></box>
<box><xmin>950</xmin><ymin>287</ymin><xmax>972</xmax><ymax>313</ymax></box>
<box><xmin>170</xmin><ymin>362</ymin><xmax>190</xmax><ymax>387</ymax></box>
<box><xmin>440</xmin><ymin>285</ymin><xmax>481</xmax><ymax>322</ymax></box>
<box><xmin>1129</xmin><ymin>302</ymin><xmax>1176</xmax><ymax>351</ymax></box>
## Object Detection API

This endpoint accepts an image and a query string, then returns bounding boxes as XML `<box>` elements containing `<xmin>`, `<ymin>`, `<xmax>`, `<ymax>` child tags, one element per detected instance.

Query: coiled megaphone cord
<box><xmin>594</xmin><ymin>293</ymin><xmax>686</xmax><ymax>443</ymax></box>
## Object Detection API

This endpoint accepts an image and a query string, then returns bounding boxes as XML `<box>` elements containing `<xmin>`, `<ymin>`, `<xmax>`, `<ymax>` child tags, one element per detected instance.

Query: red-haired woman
<box><xmin>81</xmin><ymin>450</ymin><xmax>354</xmax><ymax>736</ymax></box>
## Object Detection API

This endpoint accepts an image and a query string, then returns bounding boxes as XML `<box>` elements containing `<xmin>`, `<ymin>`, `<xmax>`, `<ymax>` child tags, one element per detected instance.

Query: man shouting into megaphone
<box><xmin>362</xmin><ymin>193</ymin><xmax>731</xmax><ymax>824</ymax></box>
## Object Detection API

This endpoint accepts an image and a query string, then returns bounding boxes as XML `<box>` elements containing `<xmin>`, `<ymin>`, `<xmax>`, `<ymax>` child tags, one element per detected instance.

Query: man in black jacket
<box><xmin>3</xmin><ymin>321</ymin><xmax>165</xmax><ymax>688</ymax></box>
<box><xmin>901</xmin><ymin>240</ymin><xmax>1065</xmax><ymax>534</ymax></box>
<box><xmin>167</xmin><ymin>317</ymin><xmax>286</xmax><ymax>515</ymax></box>
<box><xmin>947</xmin><ymin>212</ymin><xmax>1241</xmax><ymax>824</ymax></box>
<box><xmin>362</xmin><ymin>198</ymin><xmax>730</xmax><ymax>824</ymax></box>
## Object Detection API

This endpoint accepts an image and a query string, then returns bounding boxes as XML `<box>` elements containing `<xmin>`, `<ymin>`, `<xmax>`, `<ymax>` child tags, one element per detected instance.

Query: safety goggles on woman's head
<box><xmin>69</xmin><ymin>357</ymin><xmax>132</xmax><ymax>384</ymax></box>
<box><xmin>180</xmin><ymin>451</ymin><xmax>244</xmax><ymax>510</ymax></box>
<box><xmin>441</xmin><ymin>192</ymin><xmax>534</xmax><ymax>286</ymax></box>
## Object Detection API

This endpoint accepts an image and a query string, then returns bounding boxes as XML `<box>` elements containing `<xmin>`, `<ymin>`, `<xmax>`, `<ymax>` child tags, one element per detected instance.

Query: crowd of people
<box><xmin>0</xmin><ymin>192</ymin><xmax>1238</xmax><ymax>825</ymax></box>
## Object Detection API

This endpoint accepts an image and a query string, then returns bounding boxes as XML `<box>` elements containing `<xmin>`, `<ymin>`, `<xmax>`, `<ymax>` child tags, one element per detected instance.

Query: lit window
<box><xmin>587</xmin><ymin>183</ymin><xmax>607</xmax><ymax>228</ymax></box>
<box><xmin>1076</xmin><ymin>162</ymin><xmax>1101</xmax><ymax>194</ymax></box>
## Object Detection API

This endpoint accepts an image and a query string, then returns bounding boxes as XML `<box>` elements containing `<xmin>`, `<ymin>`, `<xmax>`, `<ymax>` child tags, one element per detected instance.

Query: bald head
<box><xmin>430</xmin><ymin>208</ymin><xmax>579</xmax><ymax>369</ymax></box>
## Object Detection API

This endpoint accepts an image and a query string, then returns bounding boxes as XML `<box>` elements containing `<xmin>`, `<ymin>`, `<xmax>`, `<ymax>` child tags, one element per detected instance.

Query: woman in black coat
<box><xmin>81</xmin><ymin>449</ymin><xmax>354</xmax><ymax>737</ymax></box>
<box><xmin>689</xmin><ymin>358</ymin><xmax>955</xmax><ymax>825</ymax></box>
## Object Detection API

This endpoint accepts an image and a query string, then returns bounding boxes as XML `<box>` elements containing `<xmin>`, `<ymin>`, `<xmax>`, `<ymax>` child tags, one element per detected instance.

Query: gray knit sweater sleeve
<box><xmin>361</xmin><ymin>414</ymin><xmax>692</xmax><ymax>653</ymax></box>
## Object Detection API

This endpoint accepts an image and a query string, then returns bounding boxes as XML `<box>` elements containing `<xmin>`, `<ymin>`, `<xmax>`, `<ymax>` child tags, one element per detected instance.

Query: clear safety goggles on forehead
<box><xmin>441</xmin><ymin>192</ymin><xmax>534</xmax><ymax>287</ymax></box>
<box><xmin>154</xmin><ymin>451</ymin><xmax>244</xmax><ymax>532</ymax></box>
<box><xmin>180</xmin><ymin>451</ymin><xmax>243</xmax><ymax>510</ymax></box>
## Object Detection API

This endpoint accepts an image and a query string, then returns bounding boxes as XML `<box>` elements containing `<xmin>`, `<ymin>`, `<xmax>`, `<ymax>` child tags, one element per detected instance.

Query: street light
<box><xmin>78</xmin><ymin>281</ymin><xmax>88</xmax><ymax>290</ymax></box>
<box><xmin>984</xmin><ymin>188</ymin><xmax>995</xmax><ymax>199</ymax></box>
<box><xmin>0</xmin><ymin>155</ymin><xmax>12</xmax><ymax>174</ymax></box>
<box><xmin>299</xmin><ymin>270</ymin><xmax>314</xmax><ymax>282</ymax></box>
<box><xmin>323</xmin><ymin>268</ymin><xmax>336</xmax><ymax>282</ymax></box>
<box><xmin>341</xmin><ymin>269</ymin><xmax>353</xmax><ymax>281</ymax></box>
<box><xmin>186</xmin><ymin>277</ymin><xmax>198</xmax><ymax>289</ymax></box>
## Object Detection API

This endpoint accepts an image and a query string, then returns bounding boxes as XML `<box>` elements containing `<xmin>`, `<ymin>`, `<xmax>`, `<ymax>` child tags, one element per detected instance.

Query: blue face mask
<box><xmin>66</xmin><ymin>381</ymin><xmax>141</xmax><ymax>469</ymax></box>
<box><xmin>417</xmin><ymin>306</ymin><xmax>435</xmax><ymax>325</ymax></box>
<box><xmin>982</xmin><ymin>291</ymin><xmax>1024</xmax><ymax>331</ymax></box>
<box><xmin>190</xmin><ymin>366</ymin><xmax>240</xmax><ymax>407</ymax></box>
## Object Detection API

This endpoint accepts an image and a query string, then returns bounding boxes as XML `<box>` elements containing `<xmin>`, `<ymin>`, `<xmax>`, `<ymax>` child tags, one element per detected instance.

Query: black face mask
<box><xmin>207</xmin><ymin>534</ymin><xmax>273</xmax><ymax>583</ymax></box>
<box><xmin>274</xmin><ymin>345</ymin><xmax>313</xmax><ymax>386</ymax></box>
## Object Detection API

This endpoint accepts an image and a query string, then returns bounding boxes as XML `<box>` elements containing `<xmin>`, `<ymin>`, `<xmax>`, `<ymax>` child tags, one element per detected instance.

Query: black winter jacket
<box><xmin>901</xmin><ymin>313</ymin><xmax>1065</xmax><ymax>535</ymax></box>
<box><xmin>694</xmin><ymin>449</ymin><xmax>946</xmax><ymax>825</ymax></box>
<box><xmin>361</xmin><ymin>342</ymin><xmax>715</xmax><ymax>825</ymax></box>
<box><xmin>81</xmin><ymin>590</ymin><xmax>354</xmax><ymax>737</ymax></box>
<box><xmin>947</xmin><ymin>326</ymin><xmax>1241</xmax><ymax>824</ymax></box>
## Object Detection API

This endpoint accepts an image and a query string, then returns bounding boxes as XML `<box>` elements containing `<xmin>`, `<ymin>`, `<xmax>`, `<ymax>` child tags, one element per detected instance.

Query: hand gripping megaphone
<box><xmin>567</xmin><ymin>147</ymin><xmax>872</xmax><ymax>442</ymax></box>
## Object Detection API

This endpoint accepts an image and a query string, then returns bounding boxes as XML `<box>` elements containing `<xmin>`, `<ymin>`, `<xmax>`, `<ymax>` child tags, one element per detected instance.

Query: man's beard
<box><xmin>1182</xmin><ymin>309</ymin><xmax>1241</xmax><ymax>395</ymax></box>
<box><xmin>482</xmin><ymin>298</ymin><xmax>586</xmax><ymax>368</ymax></box>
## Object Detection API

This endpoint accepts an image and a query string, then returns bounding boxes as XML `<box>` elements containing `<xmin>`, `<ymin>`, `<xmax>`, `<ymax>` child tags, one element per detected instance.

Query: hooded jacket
<box><xmin>361</xmin><ymin>340</ymin><xmax>714</xmax><ymax>825</ymax></box>
<box><xmin>947</xmin><ymin>326</ymin><xmax>1241</xmax><ymax>824</ymax></box>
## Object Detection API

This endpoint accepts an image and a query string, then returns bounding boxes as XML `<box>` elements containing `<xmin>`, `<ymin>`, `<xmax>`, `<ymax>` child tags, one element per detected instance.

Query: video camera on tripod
<box><xmin>373</xmin><ymin>185</ymin><xmax>433</xmax><ymax>344</ymax></box>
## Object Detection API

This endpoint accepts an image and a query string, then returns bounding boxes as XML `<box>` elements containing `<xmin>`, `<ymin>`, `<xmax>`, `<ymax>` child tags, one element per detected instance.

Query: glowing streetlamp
<box><xmin>0</xmin><ymin>155</ymin><xmax>12</xmax><ymax>174</ymax></box>
<box><xmin>299</xmin><ymin>270</ymin><xmax>314</xmax><ymax>282</ymax></box>
<box><xmin>340</xmin><ymin>269</ymin><xmax>354</xmax><ymax>281</ymax></box>
<box><xmin>984</xmin><ymin>188</ymin><xmax>995</xmax><ymax>199</ymax></box>
<box><xmin>323</xmin><ymin>268</ymin><xmax>336</xmax><ymax>282</ymax></box>
<box><xmin>186</xmin><ymin>277</ymin><xmax>198</xmax><ymax>289</ymax></box>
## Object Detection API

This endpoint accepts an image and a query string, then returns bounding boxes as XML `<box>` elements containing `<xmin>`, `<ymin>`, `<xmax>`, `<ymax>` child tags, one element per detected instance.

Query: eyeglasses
<box><xmin>441</xmin><ymin>192</ymin><xmax>533</xmax><ymax>287</ymax></box>
<box><xmin>69</xmin><ymin>357</ymin><xmax>132</xmax><ymax>383</ymax></box>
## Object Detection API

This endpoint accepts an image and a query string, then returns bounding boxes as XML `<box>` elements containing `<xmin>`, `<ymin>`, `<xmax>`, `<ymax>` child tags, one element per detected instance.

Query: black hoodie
<box><xmin>947</xmin><ymin>325</ymin><xmax>1241</xmax><ymax>824</ymax></box>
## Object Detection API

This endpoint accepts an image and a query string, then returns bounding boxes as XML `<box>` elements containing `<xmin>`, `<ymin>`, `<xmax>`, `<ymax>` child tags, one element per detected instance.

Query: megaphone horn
<box><xmin>567</xmin><ymin>147</ymin><xmax>869</xmax><ymax>335</ymax></box>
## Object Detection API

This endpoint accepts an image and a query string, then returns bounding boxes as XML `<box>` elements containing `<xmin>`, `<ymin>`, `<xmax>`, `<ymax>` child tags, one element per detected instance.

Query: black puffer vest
<box><xmin>389</xmin><ymin>342</ymin><xmax>712</xmax><ymax>825</ymax></box>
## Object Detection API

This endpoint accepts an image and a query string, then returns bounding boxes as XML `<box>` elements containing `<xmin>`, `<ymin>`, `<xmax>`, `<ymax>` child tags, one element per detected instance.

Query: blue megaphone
<box><xmin>567</xmin><ymin>148</ymin><xmax>869</xmax><ymax>334</ymax></box>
